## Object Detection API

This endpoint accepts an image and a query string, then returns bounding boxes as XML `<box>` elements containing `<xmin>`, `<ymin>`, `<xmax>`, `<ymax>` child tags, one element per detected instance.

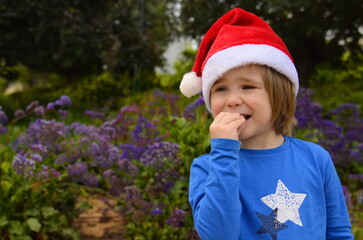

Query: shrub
<box><xmin>0</xmin><ymin>88</ymin><xmax>362</xmax><ymax>239</ymax></box>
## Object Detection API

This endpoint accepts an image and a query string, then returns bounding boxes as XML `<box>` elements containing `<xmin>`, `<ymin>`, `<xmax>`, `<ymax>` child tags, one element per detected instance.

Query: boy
<box><xmin>179</xmin><ymin>8</ymin><xmax>353</xmax><ymax>240</ymax></box>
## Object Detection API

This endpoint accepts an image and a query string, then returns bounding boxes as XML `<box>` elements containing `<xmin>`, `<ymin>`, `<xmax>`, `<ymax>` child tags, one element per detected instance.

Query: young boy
<box><xmin>179</xmin><ymin>8</ymin><xmax>353</xmax><ymax>240</ymax></box>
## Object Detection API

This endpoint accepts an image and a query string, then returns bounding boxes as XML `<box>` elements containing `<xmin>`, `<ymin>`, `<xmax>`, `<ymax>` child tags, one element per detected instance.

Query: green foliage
<box><xmin>0</xmin><ymin>90</ymin><xmax>207</xmax><ymax>239</ymax></box>
<box><xmin>2</xmin><ymin>87</ymin><xmax>60</xmax><ymax>120</ymax></box>
<box><xmin>158</xmin><ymin>47</ymin><xmax>196</xmax><ymax>91</ymax></box>
<box><xmin>67</xmin><ymin>72</ymin><xmax>131</xmax><ymax>109</ymax></box>
<box><xmin>0</xmin><ymin>145</ymin><xmax>81</xmax><ymax>240</ymax></box>
<box><xmin>177</xmin><ymin>0</ymin><xmax>363</xmax><ymax>84</ymax></box>
<box><xmin>63</xmin><ymin>71</ymin><xmax>162</xmax><ymax>111</ymax></box>
<box><xmin>309</xmin><ymin>52</ymin><xmax>363</xmax><ymax>111</ymax></box>
<box><xmin>0</xmin><ymin>0</ymin><xmax>178</xmax><ymax>82</ymax></box>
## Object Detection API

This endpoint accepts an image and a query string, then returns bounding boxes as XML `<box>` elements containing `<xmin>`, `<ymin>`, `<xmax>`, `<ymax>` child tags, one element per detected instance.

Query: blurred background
<box><xmin>0</xmin><ymin>0</ymin><xmax>362</xmax><ymax>114</ymax></box>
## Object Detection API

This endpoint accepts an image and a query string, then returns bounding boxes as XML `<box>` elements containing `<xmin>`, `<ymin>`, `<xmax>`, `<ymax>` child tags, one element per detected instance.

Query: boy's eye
<box><xmin>242</xmin><ymin>85</ymin><xmax>255</xmax><ymax>90</ymax></box>
<box><xmin>215</xmin><ymin>86</ymin><xmax>227</xmax><ymax>92</ymax></box>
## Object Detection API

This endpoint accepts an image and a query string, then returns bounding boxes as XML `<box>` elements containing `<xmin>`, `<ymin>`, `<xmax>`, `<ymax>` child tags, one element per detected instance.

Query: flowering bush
<box><xmin>295</xmin><ymin>88</ymin><xmax>363</xmax><ymax>170</ymax></box>
<box><xmin>0</xmin><ymin>88</ymin><xmax>362</xmax><ymax>239</ymax></box>
<box><xmin>295</xmin><ymin>88</ymin><xmax>363</xmax><ymax>237</ymax></box>
<box><xmin>1</xmin><ymin>91</ymin><xmax>208</xmax><ymax>239</ymax></box>
<box><xmin>0</xmin><ymin>145</ymin><xmax>81</xmax><ymax>240</ymax></box>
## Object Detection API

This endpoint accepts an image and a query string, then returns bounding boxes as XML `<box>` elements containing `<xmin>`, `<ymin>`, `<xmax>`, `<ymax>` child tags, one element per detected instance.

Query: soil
<box><xmin>72</xmin><ymin>197</ymin><xmax>124</xmax><ymax>240</ymax></box>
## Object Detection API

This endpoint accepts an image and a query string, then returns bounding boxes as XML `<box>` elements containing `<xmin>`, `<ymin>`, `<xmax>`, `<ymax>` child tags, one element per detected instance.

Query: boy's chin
<box><xmin>237</xmin><ymin>128</ymin><xmax>247</xmax><ymax>140</ymax></box>
<box><xmin>237</xmin><ymin>133</ymin><xmax>247</xmax><ymax>142</ymax></box>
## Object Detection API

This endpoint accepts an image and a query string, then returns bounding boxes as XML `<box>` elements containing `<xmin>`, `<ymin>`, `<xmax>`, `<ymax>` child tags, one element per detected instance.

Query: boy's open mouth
<box><xmin>241</xmin><ymin>114</ymin><xmax>251</xmax><ymax>120</ymax></box>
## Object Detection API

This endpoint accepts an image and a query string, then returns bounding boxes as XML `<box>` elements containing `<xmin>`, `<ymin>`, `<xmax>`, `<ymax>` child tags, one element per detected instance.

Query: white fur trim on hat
<box><xmin>180</xmin><ymin>72</ymin><xmax>202</xmax><ymax>97</ymax></box>
<box><xmin>202</xmin><ymin>44</ymin><xmax>299</xmax><ymax>111</ymax></box>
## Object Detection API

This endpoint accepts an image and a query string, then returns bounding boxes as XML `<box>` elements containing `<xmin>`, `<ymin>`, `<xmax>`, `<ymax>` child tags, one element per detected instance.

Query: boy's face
<box><xmin>210</xmin><ymin>65</ymin><xmax>277</xmax><ymax>147</ymax></box>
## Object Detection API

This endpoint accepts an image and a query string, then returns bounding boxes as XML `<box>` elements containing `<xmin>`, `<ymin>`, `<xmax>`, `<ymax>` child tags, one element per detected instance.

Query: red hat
<box><xmin>179</xmin><ymin>8</ymin><xmax>299</xmax><ymax>111</ymax></box>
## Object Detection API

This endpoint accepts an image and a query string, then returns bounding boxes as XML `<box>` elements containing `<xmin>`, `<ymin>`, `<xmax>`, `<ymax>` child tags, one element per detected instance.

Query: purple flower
<box><xmin>30</xmin><ymin>153</ymin><xmax>43</xmax><ymax>162</ymax></box>
<box><xmin>120</xmin><ymin>144</ymin><xmax>146</xmax><ymax>160</ymax></box>
<box><xmin>70</xmin><ymin>122</ymin><xmax>89</xmax><ymax>135</ymax></box>
<box><xmin>349</xmin><ymin>174</ymin><xmax>363</xmax><ymax>181</ymax></box>
<box><xmin>183</xmin><ymin>96</ymin><xmax>205</xmax><ymax>120</ymax></box>
<box><xmin>357</xmin><ymin>190</ymin><xmax>363</xmax><ymax>204</ymax></box>
<box><xmin>120</xmin><ymin>105</ymin><xmax>139</xmax><ymax>114</ymax></box>
<box><xmin>12</xmin><ymin>152</ymin><xmax>60</xmax><ymax>180</ymax></box>
<box><xmin>55</xmin><ymin>154</ymin><xmax>70</xmax><ymax>165</ymax></box>
<box><xmin>26</xmin><ymin>101</ymin><xmax>39</xmax><ymax>112</ymax></box>
<box><xmin>124</xmin><ymin>185</ymin><xmax>141</xmax><ymax>205</ymax></box>
<box><xmin>103</xmin><ymin>169</ymin><xmax>128</xmax><ymax>196</ymax></box>
<box><xmin>89</xmin><ymin>142</ymin><xmax>120</xmax><ymax>169</ymax></box>
<box><xmin>31</xmin><ymin>144</ymin><xmax>48</xmax><ymax>154</ymax></box>
<box><xmin>34</xmin><ymin>106</ymin><xmax>45</xmax><ymax>116</ymax></box>
<box><xmin>0</xmin><ymin>125</ymin><xmax>6</xmax><ymax>136</ymax></box>
<box><xmin>14</xmin><ymin>109</ymin><xmax>25</xmax><ymax>118</ymax></box>
<box><xmin>14</xmin><ymin>119</ymin><xmax>67</xmax><ymax>153</ymax></box>
<box><xmin>153</xmin><ymin>89</ymin><xmax>180</xmax><ymax>103</ymax></box>
<box><xmin>37</xmin><ymin>165</ymin><xmax>61</xmax><ymax>179</ymax></box>
<box><xmin>150</xmin><ymin>208</ymin><xmax>163</xmax><ymax>216</ymax></box>
<box><xmin>148</xmin><ymin>90</ymin><xmax>181</xmax><ymax>116</ymax></box>
<box><xmin>295</xmin><ymin>88</ymin><xmax>363</xmax><ymax>167</ymax></box>
<box><xmin>47</xmin><ymin>102</ymin><xmax>55</xmax><ymax>110</ymax></box>
<box><xmin>155</xmin><ymin>170</ymin><xmax>179</xmax><ymax>193</ymax></box>
<box><xmin>84</xmin><ymin>110</ymin><xmax>105</xmax><ymax>120</ymax></box>
<box><xmin>349</xmin><ymin>150</ymin><xmax>362</xmax><ymax>162</ymax></box>
<box><xmin>103</xmin><ymin>169</ymin><xmax>115</xmax><ymax>178</ymax></box>
<box><xmin>140</xmin><ymin>141</ymin><xmax>180</xmax><ymax>168</ymax></box>
<box><xmin>117</xmin><ymin>159</ymin><xmax>139</xmax><ymax>177</ymax></box>
<box><xmin>67</xmin><ymin>162</ymin><xmax>88</xmax><ymax>177</ymax></box>
<box><xmin>60</xmin><ymin>95</ymin><xmax>72</xmax><ymax>106</ymax></box>
<box><xmin>166</xmin><ymin>208</ymin><xmax>186</xmax><ymax>228</ymax></box>
<box><xmin>12</xmin><ymin>153</ymin><xmax>35</xmax><ymax>178</ymax></box>
<box><xmin>131</xmin><ymin>116</ymin><xmax>156</xmax><ymax>141</ymax></box>
<box><xmin>295</xmin><ymin>88</ymin><xmax>323</xmax><ymax>128</ymax></box>
<box><xmin>346</xmin><ymin>130</ymin><xmax>363</xmax><ymax>142</ymax></box>
<box><xmin>342</xmin><ymin>185</ymin><xmax>352</xmax><ymax>208</ymax></box>
<box><xmin>55</xmin><ymin>95</ymin><xmax>72</xmax><ymax>107</ymax></box>
<box><xmin>82</xmin><ymin>175</ymin><xmax>99</xmax><ymax>187</ymax></box>
<box><xmin>0</xmin><ymin>107</ymin><xmax>8</xmax><ymax>125</ymax></box>
<box><xmin>57</xmin><ymin>109</ymin><xmax>68</xmax><ymax>119</ymax></box>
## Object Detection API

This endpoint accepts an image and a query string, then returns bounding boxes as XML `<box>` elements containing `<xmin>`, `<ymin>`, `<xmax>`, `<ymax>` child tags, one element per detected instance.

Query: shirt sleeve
<box><xmin>323</xmin><ymin>152</ymin><xmax>353</xmax><ymax>239</ymax></box>
<box><xmin>188</xmin><ymin>138</ymin><xmax>242</xmax><ymax>240</ymax></box>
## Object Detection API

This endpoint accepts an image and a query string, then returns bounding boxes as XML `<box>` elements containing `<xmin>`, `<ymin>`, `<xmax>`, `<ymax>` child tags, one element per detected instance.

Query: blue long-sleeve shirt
<box><xmin>189</xmin><ymin>137</ymin><xmax>353</xmax><ymax>240</ymax></box>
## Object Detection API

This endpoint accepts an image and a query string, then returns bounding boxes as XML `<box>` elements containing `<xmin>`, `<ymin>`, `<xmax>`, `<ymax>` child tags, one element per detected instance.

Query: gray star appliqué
<box><xmin>256</xmin><ymin>208</ymin><xmax>288</xmax><ymax>240</ymax></box>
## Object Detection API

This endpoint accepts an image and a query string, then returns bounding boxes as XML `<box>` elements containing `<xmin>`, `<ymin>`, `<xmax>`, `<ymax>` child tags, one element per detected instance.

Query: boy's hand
<box><xmin>210</xmin><ymin>112</ymin><xmax>246</xmax><ymax>141</ymax></box>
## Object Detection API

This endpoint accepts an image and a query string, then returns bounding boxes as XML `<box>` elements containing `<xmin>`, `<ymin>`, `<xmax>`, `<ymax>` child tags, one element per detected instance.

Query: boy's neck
<box><xmin>240</xmin><ymin>134</ymin><xmax>285</xmax><ymax>150</ymax></box>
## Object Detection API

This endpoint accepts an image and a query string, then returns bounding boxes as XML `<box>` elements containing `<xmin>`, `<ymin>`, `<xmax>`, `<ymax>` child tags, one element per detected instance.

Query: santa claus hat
<box><xmin>179</xmin><ymin>8</ymin><xmax>299</xmax><ymax>111</ymax></box>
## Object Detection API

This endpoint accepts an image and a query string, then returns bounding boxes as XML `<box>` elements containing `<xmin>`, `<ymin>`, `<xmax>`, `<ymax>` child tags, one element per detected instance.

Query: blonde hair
<box><xmin>254</xmin><ymin>64</ymin><xmax>297</xmax><ymax>136</ymax></box>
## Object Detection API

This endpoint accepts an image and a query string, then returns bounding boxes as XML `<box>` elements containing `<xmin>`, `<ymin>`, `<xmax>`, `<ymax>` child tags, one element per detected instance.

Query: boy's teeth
<box><xmin>240</xmin><ymin>114</ymin><xmax>251</xmax><ymax>119</ymax></box>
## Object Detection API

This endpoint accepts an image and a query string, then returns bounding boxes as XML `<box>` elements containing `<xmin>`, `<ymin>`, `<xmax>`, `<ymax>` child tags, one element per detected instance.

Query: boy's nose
<box><xmin>226</xmin><ymin>92</ymin><xmax>243</xmax><ymax>107</ymax></box>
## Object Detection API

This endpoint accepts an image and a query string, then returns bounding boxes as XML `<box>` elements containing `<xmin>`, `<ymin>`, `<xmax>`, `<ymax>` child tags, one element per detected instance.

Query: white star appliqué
<box><xmin>261</xmin><ymin>180</ymin><xmax>307</xmax><ymax>226</ymax></box>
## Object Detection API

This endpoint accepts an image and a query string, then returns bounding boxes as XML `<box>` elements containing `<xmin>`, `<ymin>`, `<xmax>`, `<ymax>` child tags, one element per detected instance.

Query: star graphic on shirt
<box><xmin>261</xmin><ymin>179</ymin><xmax>307</xmax><ymax>226</ymax></box>
<box><xmin>256</xmin><ymin>208</ymin><xmax>288</xmax><ymax>240</ymax></box>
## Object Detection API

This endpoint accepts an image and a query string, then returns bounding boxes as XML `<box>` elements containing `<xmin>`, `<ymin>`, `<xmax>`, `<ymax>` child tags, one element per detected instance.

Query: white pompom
<box><xmin>179</xmin><ymin>72</ymin><xmax>202</xmax><ymax>97</ymax></box>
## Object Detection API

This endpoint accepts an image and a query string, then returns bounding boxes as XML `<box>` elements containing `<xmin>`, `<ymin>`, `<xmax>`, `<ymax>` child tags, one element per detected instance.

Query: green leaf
<box><xmin>41</xmin><ymin>207</ymin><xmax>58</xmax><ymax>219</ymax></box>
<box><xmin>1</xmin><ymin>161</ymin><xmax>11</xmax><ymax>174</ymax></box>
<box><xmin>26</xmin><ymin>218</ymin><xmax>41</xmax><ymax>232</ymax></box>
<box><xmin>1</xmin><ymin>180</ymin><xmax>13</xmax><ymax>195</ymax></box>
<box><xmin>11</xmin><ymin>235</ymin><xmax>32</xmax><ymax>240</ymax></box>
<box><xmin>24</xmin><ymin>208</ymin><xmax>40</xmax><ymax>217</ymax></box>
<box><xmin>0</xmin><ymin>215</ymin><xmax>9</xmax><ymax>227</ymax></box>
<box><xmin>62</xmin><ymin>227</ymin><xmax>81</xmax><ymax>240</ymax></box>
<box><xmin>9</xmin><ymin>220</ymin><xmax>24</xmax><ymax>235</ymax></box>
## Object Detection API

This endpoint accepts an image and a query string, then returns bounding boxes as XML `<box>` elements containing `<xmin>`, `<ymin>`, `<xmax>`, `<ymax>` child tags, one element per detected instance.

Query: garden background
<box><xmin>0</xmin><ymin>0</ymin><xmax>363</xmax><ymax>239</ymax></box>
